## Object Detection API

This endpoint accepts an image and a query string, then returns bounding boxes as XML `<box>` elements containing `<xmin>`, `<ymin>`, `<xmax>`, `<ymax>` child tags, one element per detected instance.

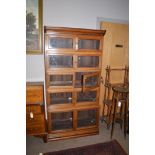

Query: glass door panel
<box><xmin>75</xmin><ymin>72</ymin><xmax>99</xmax><ymax>88</ymax></box>
<box><xmin>77</xmin><ymin>91</ymin><xmax>97</xmax><ymax>103</ymax></box>
<box><xmin>49</xmin><ymin>37</ymin><xmax>73</xmax><ymax>49</ymax></box>
<box><xmin>75</xmin><ymin>72</ymin><xmax>92</xmax><ymax>88</ymax></box>
<box><xmin>77</xmin><ymin>109</ymin><xmax>97</xmax><ymax>128</ymax></box>
<box><xmin>78</xmin><ymin>39</ymin><xmax>100</xmax><ymax>50</ymax></box>
<box><xmin>83</xmin><ymin>73</ymin><xmax>100</xmax><ymax>91</ymax></box>
<box><xmin>48</xmin><ymin>55</ymin><xmax>73</xmax><ymax>68</ymax></box>
<box><xmin>78</xmin><ymin>56</ymin><xmax>99</xmax><ymax>68</ymax></box>
<box><xmin>51</xmin><ymin>112</ymin><xmax>73</xmax><ymax>130</ymax></box>
<box><xmin>49</xmin><ymin>74</ymin><xmax>73</xmax><ymax>86</ymax></box>
<box><xmin>50</xmin><ymin>92</ymin><xmax>72</xmax><ymax>105</ymax></box>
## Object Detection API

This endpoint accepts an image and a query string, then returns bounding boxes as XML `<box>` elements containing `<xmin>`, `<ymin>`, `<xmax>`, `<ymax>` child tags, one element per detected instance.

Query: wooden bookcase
<box><xmin>44</xmin><ymin>27</ymin><xmax>106</xmax><ymax>141</ymax></box>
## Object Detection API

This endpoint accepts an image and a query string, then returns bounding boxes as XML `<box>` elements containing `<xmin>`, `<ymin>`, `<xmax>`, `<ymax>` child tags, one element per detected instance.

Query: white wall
<box><xmin>26</xmin><ymin>55</ymin><xmax>44</xmax><ymax>82</ymax></box>
<box><xmin>26</xmin><ymin>0</ymin><xmax>129</xmax><ymax>81</ymax></box>
<box><xmin>44</xmin><ymin>0</ymin><xmax>129</xmax><ymax>29</ymax></box>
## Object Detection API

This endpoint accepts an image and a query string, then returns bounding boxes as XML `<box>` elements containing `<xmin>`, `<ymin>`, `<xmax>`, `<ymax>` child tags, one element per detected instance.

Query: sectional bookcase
<box><xmin>44</xmin><ymin>26</ymin><xmax>106</xmax><ymax>141</ymax></box>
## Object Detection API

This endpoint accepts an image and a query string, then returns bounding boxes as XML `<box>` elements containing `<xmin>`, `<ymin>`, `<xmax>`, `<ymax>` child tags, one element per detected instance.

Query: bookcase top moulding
<box><xmin>44</xmin><ymin>26</ymin><xmax>106</xmax><ymax>36</ymax></box>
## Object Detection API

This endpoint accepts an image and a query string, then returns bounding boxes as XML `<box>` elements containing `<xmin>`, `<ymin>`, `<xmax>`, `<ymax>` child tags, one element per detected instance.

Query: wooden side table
<box><xmin>110</xmin><ymin>86</ymin><xmax>129</xmax><ymax>138</ymax></box>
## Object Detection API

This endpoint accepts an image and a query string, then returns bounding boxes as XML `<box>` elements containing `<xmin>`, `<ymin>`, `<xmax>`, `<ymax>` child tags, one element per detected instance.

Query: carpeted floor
<box><xmin>43</xmin><ymin>140</ymin><xmax>127</xmax><ymax>155</ymax></box>
<box><xmin>26</xmin><ymin>121</ymin><xmax>129</xmax><ymax>155</ymax></box>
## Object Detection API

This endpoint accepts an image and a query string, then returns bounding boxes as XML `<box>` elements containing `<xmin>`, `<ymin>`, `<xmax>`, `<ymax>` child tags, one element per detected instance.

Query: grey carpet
<box><xmin>26</xmin><ymin>121</ymin><xmax>129</xmax><ymax>155</ymax></box>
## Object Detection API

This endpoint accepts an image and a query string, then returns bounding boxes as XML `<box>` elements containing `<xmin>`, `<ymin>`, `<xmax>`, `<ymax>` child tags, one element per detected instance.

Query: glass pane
<box><xmin>75</xmin><ymin>72</ymin><xmax>99</xmax><ymax>88</ymax></box>
<box><xmin>49</xmin><ymin>37</ymin><xmax>73</xmax><ymax>49</ymax></box>
<box><xmin>85</xmin><ymin>74</ymin><xmax>99</xmax><ymax>87</ymax></box>
<box><xmin>50</xmin><ymin>75</ymin><xmax>73</xmax><ymax>86</ymax></box>
<box><xmin>77</xmin><ymin>110</ymin><xmax>97</xmax><ymax>128</ymax></box>
<box><xmin>49</xmin><ymin>55</ymin><xmax>73</xmax><ymax>68</ymax></box>
<box><xmin>77</xmin><ymin>91</ymin><xmax>97</xmax><ymax>103</ymax></box>
<box><xmin>75</xmin><ymin>72</ymin><xmax>91</xmax><ymax>87</ymax></box>
<box><xmin>78</xmin><ymin>56</ymin><xmax>99</xmax><ymax>67</ymax></box>
<box><xmin>78</xmin><ymin>39</ymin><xmax>100</xmax><ymax>50</ymax></box>
<box><xmin>50</xmin><ymin>92</ymin><xmax>72</xmax><ymax>105</ymax></box>
<box><xmin>51</xmin><ymin>112</ymin><xmax>73</xmax><ymax>130</ymax></box>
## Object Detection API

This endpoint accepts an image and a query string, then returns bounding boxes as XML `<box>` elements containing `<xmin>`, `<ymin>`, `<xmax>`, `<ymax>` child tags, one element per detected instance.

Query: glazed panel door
<box><xmin>77</xmin><ymin>36</ymin><xmax>102</xmax><ymax>52</ymax></box>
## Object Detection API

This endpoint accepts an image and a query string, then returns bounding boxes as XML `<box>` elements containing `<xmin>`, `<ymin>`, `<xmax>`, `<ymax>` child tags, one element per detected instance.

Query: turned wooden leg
<box><xmin>111</xmin><ymin>98</ymin><xmax>117</xmax><ymax>138</ymax></box>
